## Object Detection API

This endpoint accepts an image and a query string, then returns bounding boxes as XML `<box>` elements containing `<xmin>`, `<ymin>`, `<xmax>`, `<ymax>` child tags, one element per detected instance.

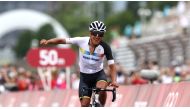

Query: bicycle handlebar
<box><xmin>82</xmin><ymin>87</ymin><xmax>116</xmax><ymax>102</ymax></box>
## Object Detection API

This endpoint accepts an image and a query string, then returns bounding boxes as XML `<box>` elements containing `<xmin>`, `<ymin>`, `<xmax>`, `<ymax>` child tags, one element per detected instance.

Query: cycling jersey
<box><xmin>66</xmin><ymin>37</ymin><xmax>114</xmax><ymax>74</ymax></box>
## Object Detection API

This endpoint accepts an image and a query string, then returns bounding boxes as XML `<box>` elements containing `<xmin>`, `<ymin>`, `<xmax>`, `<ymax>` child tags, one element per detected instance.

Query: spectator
<box><xmin>124</xmin><ymin>24</ymin><xmax>132</xmax><ymax>38</ymax></box>
<box><xmin>179</xmin><ymin>15</ymin><xmax>189</xmax><ymax>35</ymax></box>
<box><xmin>159</xmin><ymin>68</ymin><xmax>173</xmax><ymax>84</ymax></box>
<box><xmin>130</xmin><ymin>71</ymin><xmax>148</xmax><ymax>85</ymax></box>
<box><xmin>149</xmin><ymin>61</ymin><xmax>159</xmax><ymax>70</ymax></box>
<box><xmin>177</xmin><ymin>1</ymin><xmax>186</xmax><ymax>15</ymax></box>
<box><xmin>133</xmin><ymin>21</ymin><xmax>142</xmax><ymax>38</ymax></box>
<box><xmin>17</xmin><ymin>73</ymin><xmax>29</xmax><ymax>91</ymax></box>
<box><xmin>71</xmin><ymin>73</ymin><xmax>80</xmax><ymax>90</ymax></box>
<box><xmin>57</xmin><ymin>73</ymin><xmax>66</xmax><ymax>89</ymax></box>
<box><xmin>0</xmin><ymin>70</ymin><xmax>6</xmax><ymax>93</ymax></box>
<box><xmin>3</xmin><ymin>65</ymin><xmax>18</xmax><ymax>92</ymax></box>
<box><xmin>116</xmin><ymin>63</ymin><xmax>126</xmax><ymax>84</ymax></box>
<box><xmin>173</xmin><ymin>66</ymin><xmax>182</xmax><ymax>82</ymax></box>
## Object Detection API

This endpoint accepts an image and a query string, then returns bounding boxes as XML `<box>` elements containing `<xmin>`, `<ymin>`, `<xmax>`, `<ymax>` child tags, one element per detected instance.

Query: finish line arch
<box><xmin>0</xmin><ymin>9</ymin><xmax>69</xmax><ymax>47</ymax></box>
<box><xmin>0</xmin><ymin>9</ymin><xmax>74</xmax><ymax>89</ymax></box>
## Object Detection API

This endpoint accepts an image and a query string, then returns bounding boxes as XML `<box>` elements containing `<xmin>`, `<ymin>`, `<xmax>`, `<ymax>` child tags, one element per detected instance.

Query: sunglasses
<box><xmin>91</xmin><ymin>31</ymin><xmax>104</xmax><ymax>37</ymax></box>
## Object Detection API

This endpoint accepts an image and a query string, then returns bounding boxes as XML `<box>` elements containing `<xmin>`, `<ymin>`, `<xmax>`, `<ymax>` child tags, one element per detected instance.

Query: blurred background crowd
<box><xmin>1</xmin><ymin>1</ymin><xmax>190</xmax><ymax>93</ymax></box>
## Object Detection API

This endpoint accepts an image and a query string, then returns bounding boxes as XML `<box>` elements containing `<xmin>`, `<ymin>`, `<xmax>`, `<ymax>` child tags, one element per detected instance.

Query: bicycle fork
<box><xmin>92</xmin><ymin>92</ymin><xmax>96</xmax><ymax>107</ymax></box>
<box><xmin>92</xmin><ymin>91</ymin><xmax>100</xmax><ymax>107</ymax></box>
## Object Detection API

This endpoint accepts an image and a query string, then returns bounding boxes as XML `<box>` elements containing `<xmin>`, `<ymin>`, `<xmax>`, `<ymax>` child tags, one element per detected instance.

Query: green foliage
<box><xmin>104</xmin><ymin>1</ymin><xmax>177</xmax><ymax>42</ymax></box>
<box><xmin>14</xmin><ymin>24</ymin><xmax>56</xmax><ymax>58</ymax></box>
<box><xmin>147</xmin><ymin>1</ymin><xmax>177</xmax><ymax>11</ymax></box>
<box><xmin>52</xmin><ymin>1</ymin><xmax>91</xmax><ymax>37</ymax></box>
<box><xmin>50</xmin><ymin>1</ymin><xmax>178</xmax><ymax>43</ymax></box>
<box><xmin>104</xmin><ymin>11</ymin><xmax>136</xmax><ymax>42</ymax></box>
<box><xmin>14</xmin><ymin>30</ymin><xmax>34</xmax><ymax>58</ymax></box>
<box><xmin>13</xmin><ymin>1</ymin><xmax>179</xmax><ymax>59</ymax></box>
<box><xmin>127</xmin><ymin>1</ymin><xmax>140</xmax><ymax>17</ymax></box>
<box><xmin>35</xmin><ymin>24</ymin><xmax>56</xmax><ymax>41</ymax></box>
<box><xmin>102</xmin><ymin>1</ymin><xmax>113</xmax><ymax>19</ymax></box>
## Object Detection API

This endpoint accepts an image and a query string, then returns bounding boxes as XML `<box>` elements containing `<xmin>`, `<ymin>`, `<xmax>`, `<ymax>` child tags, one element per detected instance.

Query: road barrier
<box><xmin>0</xmin><ymin>82</ymin><xmax>189</xmax><ymax>107</ymax></box>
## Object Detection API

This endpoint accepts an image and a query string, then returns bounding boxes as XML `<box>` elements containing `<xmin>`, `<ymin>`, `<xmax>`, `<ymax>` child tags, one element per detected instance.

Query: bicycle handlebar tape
<box><xmin>112</xmin><ymin>88</ymin><xmax>116</xmax><ymax>102</ymax></box>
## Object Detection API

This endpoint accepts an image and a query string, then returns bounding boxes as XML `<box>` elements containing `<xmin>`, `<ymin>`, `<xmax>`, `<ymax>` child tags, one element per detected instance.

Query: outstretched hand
<box><xmin>40</xmin><ymin>39</ymin><xmax>48</xmax><ymax>46</ymax></box>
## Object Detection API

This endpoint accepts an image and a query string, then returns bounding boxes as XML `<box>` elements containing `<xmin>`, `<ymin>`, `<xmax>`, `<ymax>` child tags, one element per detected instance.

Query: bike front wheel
<box><xmin>95</xmin><ymin>102</ymin><xmax>102</xmax><ymax>107</ymax></box>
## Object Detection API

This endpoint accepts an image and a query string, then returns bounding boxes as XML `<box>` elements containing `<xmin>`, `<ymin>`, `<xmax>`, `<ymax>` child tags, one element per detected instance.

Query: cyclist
<box><xmin>40</xmin><ymin>21</ymin><xmax>119</xmax><ymax>107</ymax></box>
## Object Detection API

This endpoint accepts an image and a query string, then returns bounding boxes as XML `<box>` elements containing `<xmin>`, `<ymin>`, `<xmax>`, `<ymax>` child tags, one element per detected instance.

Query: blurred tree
<box><xmin>104</xmin><ymin>11</ymin><xmax>136</xmax><ymax>42</ymax></box>
<box><xmin>52</xmin><ymin>2</ymin><xmax>91</xmax><ymax>37</ymax></box>
<box><xmin>48</xmin><ymin>1</ymin><xmax>178</xmax><ymax>43</ymax></box>
<box><xmin>104</xmin><ymin>1</ymin><xmax>178</xmax><ymax>42</ymax></box>
<box><xmin>147</xmin><ymin>1</ymin><xmax>177</xmax><ymax>11</ymax></box>
<box><xmin>13</xmin><ymin>1</ymin><xmax>179</xmax><ymax>58</ymax></box>
<box><xmin>14</xmin><ymin>30</ymin><xmax>34</xmax><ymax>58</ymax></box>
<box><xmin>102</xmin><ymin>1</ymin><xmax>113</xmax><ymax>20</ymax></box>
<box><xmin>35</xmin><ymin>24</ymin><xmax>56</xmax><ymax>42</ymax></box>
<box><xmin>14</xmin><ymin>24</ymin><xmax>56</xmax><ymax>58</ymax></box>
<box><xmin>127</xmin><ymin>1</ymin><xmax>140</xmax><ymax>18</ymax></box>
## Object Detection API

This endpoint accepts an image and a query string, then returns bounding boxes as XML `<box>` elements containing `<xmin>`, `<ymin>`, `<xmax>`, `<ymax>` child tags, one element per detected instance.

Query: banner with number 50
<box><xmin>26</xmin><ymin>47</ymin><xmax>77</xmax><ymax>68</ymax></box>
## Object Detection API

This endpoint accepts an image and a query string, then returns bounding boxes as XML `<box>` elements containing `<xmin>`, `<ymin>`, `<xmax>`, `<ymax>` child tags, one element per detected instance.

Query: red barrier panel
<box><xmin>162</xmin><ymin>83</ymin><xmax>181</xmax><ymax>107</ymax></box>
<box><xmin>148</xmin><ymin>83</ymin><xmax>171</xmax><ymax>106</ymax></box>
<box><xmin>0</xmin><ymin>82</ymin><xmax>190</xmax><ymax>107</ymax></box>
<box><xmin>2</xmin><ymin>92</ymin><xmax>18</xmax><ymax>106</ymax></box>
<box><xmin>106</xmin><ymin>85</ymin><xmax>140</xmax><ymax>107</ymax></box>
<box><xmin>27</xmin><ymin>91</ymin><xmax>50</xmax><ymax>106</ymax></box>
<box><xmin>14</xmin><ymin>91</ymin><xmax>32</xmax><ymax>106</ymax></box>
<box><xmin>176</xmin><ymin>82</ymin><xmax>190</xmax><ymax>106</ymax></box>
<box><xmin>134</xmin><ymin>84</ymin><xmax>153</xmax><ymax>107</ymax></box>
<box><xmin>105</xmin><ymin>86</ymin><xmax>128</xmax><ymax>107</ymax></box>
<box><xmin>0</xmin><ymin>92</ymin><xmax>4</xmax><ymax>106</ymax></box>
<box><xmin>64</xmin><ymin>89</ymin><xmax>80</xmax><ymax>107</ymax></box>
<box><xmin>49</xmin><ymin>90</ymin><xmax>68</xmax><ymax>107</ymax></box>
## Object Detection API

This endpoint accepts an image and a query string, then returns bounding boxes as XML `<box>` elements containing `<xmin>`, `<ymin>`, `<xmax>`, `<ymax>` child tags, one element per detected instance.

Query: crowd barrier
<box><xmin>0</xmin><ymin>82</ymin><xmax>189</xmax><ymax>107</ymax></box>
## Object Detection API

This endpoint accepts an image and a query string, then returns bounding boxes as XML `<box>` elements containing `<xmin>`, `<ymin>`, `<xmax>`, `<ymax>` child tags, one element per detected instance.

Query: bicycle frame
<box><xmin>82</xmin><ymin>87</ymin><xmax>116</xmax><ymax>107</ymax></box>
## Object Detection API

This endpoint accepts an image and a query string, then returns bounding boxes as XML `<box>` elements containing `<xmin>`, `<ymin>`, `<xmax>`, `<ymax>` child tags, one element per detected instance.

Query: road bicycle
<box><xmin>82</xmin><ymin>87</ymin><xmax>116</xmax><ymax>107</ymax></box>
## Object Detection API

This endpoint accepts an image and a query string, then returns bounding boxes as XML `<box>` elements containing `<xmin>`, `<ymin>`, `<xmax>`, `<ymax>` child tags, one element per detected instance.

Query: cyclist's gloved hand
<box><xmin>108</xmin><ymin>81</ymin><xmax>119</xmax><ymax>88</ymax></box>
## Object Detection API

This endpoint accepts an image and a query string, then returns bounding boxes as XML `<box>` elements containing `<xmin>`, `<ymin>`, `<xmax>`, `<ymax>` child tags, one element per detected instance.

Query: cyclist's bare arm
<box><xmin>40</xmin><ymin>38</ymin><xmax>66</xmax><ymax>45</ymax></box>
<box><xmin>109</xmin><ymin>64</ymin><xmax>119</xmax><ymax>88</ymax></box>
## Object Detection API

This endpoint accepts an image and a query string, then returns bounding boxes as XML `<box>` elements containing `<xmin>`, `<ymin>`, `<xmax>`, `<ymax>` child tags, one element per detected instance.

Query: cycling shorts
<box><xmin>79</xmin><ymin>69</ymin><xmax>108</xmax><ymax>100</ymax></box>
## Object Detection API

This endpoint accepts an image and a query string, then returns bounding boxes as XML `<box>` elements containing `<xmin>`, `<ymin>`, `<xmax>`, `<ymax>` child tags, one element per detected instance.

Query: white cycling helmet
<box><xmin>89</xmin><ymin>21</ymin><xmax>106</xmax><ymax>32</ymax></box>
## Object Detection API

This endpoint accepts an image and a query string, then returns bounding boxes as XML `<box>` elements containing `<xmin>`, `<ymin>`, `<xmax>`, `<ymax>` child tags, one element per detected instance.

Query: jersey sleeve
<box><xmin>103</xmin><ymin>42</ymin><xmax>115</xmax><ymax>65</ymax></box>
<box><xmin>65</xmin><ymin>37</ymin><xmax>85</xmax><ymax>46</ymax></box>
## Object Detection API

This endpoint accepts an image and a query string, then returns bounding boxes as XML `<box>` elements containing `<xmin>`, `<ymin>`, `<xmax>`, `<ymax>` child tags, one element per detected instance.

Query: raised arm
<box><xmin>40</xmin><ymin>38</ymin><xmax>66</xmax><ymax>46</ymax></box>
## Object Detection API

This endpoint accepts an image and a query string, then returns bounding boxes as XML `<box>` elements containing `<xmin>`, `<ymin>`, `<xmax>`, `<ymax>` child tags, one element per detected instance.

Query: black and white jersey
<box><xmin>66</xmin><ymin>37</ymin><xmax>114</xmax><ymax>74</ymax></box>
